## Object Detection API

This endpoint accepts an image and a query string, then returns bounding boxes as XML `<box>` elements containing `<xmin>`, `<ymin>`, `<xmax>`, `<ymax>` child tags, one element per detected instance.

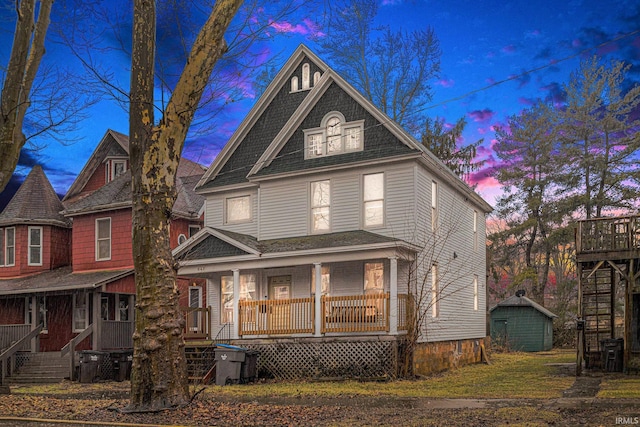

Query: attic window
<box><xmin>304</xmin><ymin>112</ymin><xmax>364</xmax><ymax>159</ymax></box>
<box><xmin>105</xmin><ymin>159</ymin><xmax>127</xmax><ymax>183</ymax></box>
<box><xmin>291</xmin><ymin>76</ymin><xmax>299</xmax><ymax>92</ymax></box>
<box><xmin>302</xmin><ymin>63</ymin><xmax>310</xmax><ymax>90</ymax></box>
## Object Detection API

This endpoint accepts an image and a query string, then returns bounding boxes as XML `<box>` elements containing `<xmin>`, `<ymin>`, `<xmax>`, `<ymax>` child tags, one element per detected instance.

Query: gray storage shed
<box><xmin>490</xmin><ymin>292</ymin><xmax>557</xmax><ymax>352</ymax></box>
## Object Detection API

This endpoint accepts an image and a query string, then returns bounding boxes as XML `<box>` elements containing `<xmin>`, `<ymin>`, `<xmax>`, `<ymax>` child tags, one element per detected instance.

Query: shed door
<box><xmin>492</xmin><ymin>318</ymin><xmax>508</xmax><ymax>349</ymax></box>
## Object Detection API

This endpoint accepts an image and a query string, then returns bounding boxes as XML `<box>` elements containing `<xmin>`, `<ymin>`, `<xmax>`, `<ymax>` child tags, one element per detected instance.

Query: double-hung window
<box><xmin>4</xmin><ymin>228</ymin><xmax>15</xmax><ymax>266</ymax></box>
<box><xmin>28</xmin><ymin>226</ymin><xmax>43</xmax><ymax>266</ymax></box>
<box><xmin>304</xmin><ymin>112</ymin><xmax>364</xmax><ymax>159</ymax></box>
<box><xmin>96</xmin><ymin>218</ymin><xmax>111</xmax><ymax>261</ymax></box>
<box><xmin>221</xmin><ymin>274</ymin><xmax>256</xmax><ymax>323</ymax></box>
<box><xmin>364</xmin><ymin>173</ymin><xmax>384</xmax><ymax>227</ymax></box>
<box><xmin>473</xmin><ymin>210</ymin><xmax>478</xmax><ymax>251</ymax></box>
<box><xmin>73</xmin><ymin>291</ymin><xmax>89</xmax><ymax>332</ymax></box>
<box><xmin>473</xmin><ymin>275</ymin><xmax>479</xmax><ymax>311</ymax></box>
<box><xmin>311</xmin><ymin>180</ymin><xmax>330</xmax><ymax>232</ymax></box>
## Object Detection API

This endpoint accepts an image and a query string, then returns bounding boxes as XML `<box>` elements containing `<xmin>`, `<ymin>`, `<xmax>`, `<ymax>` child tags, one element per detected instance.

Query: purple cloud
<box><xmin>502</xmin><ymin>44</ymin><xmax>517</xmax><ymax>54</ymax></box>
<box><xmin>436</xmin><ymin>78</ymin><xmax>455</xmax><ymax>88</ymax></box>
<box><xmin>468</xmin><ymin>109</ymin><xmax>495</xmax><ymax>123</ymax></box>
<box><xmin>269</xmin><ymin>19</ymin><xmax>324</xmax><ymax>37</ymax></box>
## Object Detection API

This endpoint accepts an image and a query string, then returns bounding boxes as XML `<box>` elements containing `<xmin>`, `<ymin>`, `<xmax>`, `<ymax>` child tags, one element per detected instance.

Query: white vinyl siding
<box><xmin>204</xmin><ymin>189</ymin><xmax>259</xmax><ymax>236</ymax></box>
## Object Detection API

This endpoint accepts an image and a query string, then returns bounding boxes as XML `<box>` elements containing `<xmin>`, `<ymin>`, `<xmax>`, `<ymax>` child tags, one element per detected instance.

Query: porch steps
<box><xmin>8</xmin><ymin>351</ymin><xmax>70</xmax><ymax>384</ymax></box>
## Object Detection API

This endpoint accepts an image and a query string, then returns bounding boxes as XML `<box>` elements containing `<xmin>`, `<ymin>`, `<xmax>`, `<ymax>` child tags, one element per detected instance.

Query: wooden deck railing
<box><xmin>237</xmin><ymin>293</ymin><xmax>411</xmax><ymax>336</ymax></box>
<box><xmin>322</xmin><ymin>293</ymin><xmax>389</xmax><ymax>333</ymax></box>
<box><xmin>0</xmin><ymin>324</ymin><xmax>31</xmax><ymax>352</ymax></box>
<box><xmin>101</xmin><ymin>321</ymin><xmax>134</xmax><ymax>349</ymax></box>
<box><xmin>577</xmin><ymin>216</ymin><xmax>640</xmax><ymax>254</ymax></box>
<box><xmin>239</xmin><ymin>298</ymin><xmax>314</xmax><ymax>336</ymax></box>
<box><xmin>181</xmin><ymin>307</ymin><xmax>211</xmax><ymax>340</ymax></box>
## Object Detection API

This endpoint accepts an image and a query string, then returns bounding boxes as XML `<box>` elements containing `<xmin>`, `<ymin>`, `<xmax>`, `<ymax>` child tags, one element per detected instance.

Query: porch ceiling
<box><xmin>177</xmin><ymin>228</ymin><xmax>416</xmax><ymax>275</ymax></box>
<box><xmin>0</xmin><ymin>266</ymin><xmax>133</xmax><ymax>296</ymax></box>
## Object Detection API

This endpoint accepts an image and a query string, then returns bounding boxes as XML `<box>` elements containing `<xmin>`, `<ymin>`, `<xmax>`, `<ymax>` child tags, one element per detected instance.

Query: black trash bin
<box><xmin>79</xmin><ymin>351</ymin><xmax>107</xmax><ymax>383</ymax></box>
<box><xmin>240</xmin><ymin>350</ymin><xmax>259</xmax><ymax>383</ymax></box>
<box><xmin>214</xmin><ymin>344</ymin><xmax>246</xmax><ymax>386</ymax></box>
<box><xmin>110</xmin><ymin>350</ymin><xmax>133</xmax><ymax>381</ymax></box>
<box><xmin>601</xmin><ymin>338</ymin><xmax>624</xmax><ymax>372</ymax></box>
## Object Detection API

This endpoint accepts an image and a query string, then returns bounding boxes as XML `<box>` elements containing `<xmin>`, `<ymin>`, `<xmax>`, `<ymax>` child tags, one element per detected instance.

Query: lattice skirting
<box><xmin>238</xmin><ymin>337</ymin><xmax>402</xmax><ymax>380</ymax></box>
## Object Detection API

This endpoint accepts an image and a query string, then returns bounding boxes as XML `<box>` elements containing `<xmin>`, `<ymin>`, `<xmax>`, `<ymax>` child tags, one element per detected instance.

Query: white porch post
<box><xmin>314</xmin><ymin>262</ymin><xmax>322</xmax><ymax>337</ymax></box>
<box><xmin>232</xmin><ymin>269</ymin><xmax>240</xmax><ymax>339</ymax></box>
<box><xmin>92</xmin><ymin>292</ymin><xmax>101</xmax><ymax>350</ymax></box>
<box><xmin>30</xmin><ymin>296</ymin><xmax>38</xmax><ymax>352</ymax></box>
<box><xmin>389</xmin><ymin>257</ymin><xmax>398</xmax><ymax>335</ymax></box>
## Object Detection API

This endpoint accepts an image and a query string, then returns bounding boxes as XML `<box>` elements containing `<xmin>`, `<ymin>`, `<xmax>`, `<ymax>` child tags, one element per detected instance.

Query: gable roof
<box><xmin>62</xmin><ymin>158</ymin><xmax>206</xmax><ymax>217</ymax></box>
<box><xmin>0</xmin><ymin>165</ymin><xmax>70</xmax><ymax>227</ymax></box>
<box><xmin>196</xmin><ymin>45</ymin><xmax>329</xmax><ymax>192</ymax></box>
<box><xmin>175</xmin><ymin>227</ymin><xmax>413</xmax><ymax>262</ymax></box>
<box><xmin>196</xmin><ymin>44</ymin><xmax>492</xmax><ymax>213</ymax></box>
<box><xmin>63</xmin><ymin>129</ymin><xmax>129</xmax><ymax>202</ymax></box>
<box><xmin>490</xmin><ymin>295</ymin><xmax>557</xmax><ymax>319</ymax></box>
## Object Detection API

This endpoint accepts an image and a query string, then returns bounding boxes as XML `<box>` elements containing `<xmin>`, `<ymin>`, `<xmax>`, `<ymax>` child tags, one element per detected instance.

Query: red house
<box><xmin>0</xmin><ymin>130</ymin><xmax>206</xmax><ymax>383</ymax></box>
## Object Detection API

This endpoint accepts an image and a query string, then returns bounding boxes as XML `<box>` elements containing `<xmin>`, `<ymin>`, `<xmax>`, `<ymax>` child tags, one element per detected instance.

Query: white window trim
<box><xmin>225</xmin><ymin>195</ymin><xmax>252</xmax><ymax>224</ymax></box>
<box><xmin>310</xmin><ymin>180</ymin><xmax>331</xmax><ymax>234</ymax></box>
<box><xmin>0</xmin><ymin>227</ymin><xmax>4</xmax><ymax>267</ymax></box>
<box><xmin>28</xmin><ymin>226</ymin><xmax>43</xmax><ymax>266</ymax></box>
<box><xmin>178</xmin><ymin>234</ymin><xmax>187</xmax><ymax>245</ymax></box>
<box><xmin>95</xmin><ymin>218</ymin><xmax>112</xmax><ymax>261</ymax></box>
<box><xmin>363</xmin><ymin>172</ymin><xmax>385</xmax><ymax>228</ymax></box>
<box><xmin>4</xmin><ymin>227</ymin><xmax>15</xmax><ymax>267</ymax></box>
<box><xmin>431</xmin><ymin>264</ymin><xmax>439</xmax><ymax>318</ymax></box>
<box><xmin>72</xmin><ymin>292</ymin><xmax>89</xmax><ymax>332</ymax></box>
<box><xmin>473</xmin><ymin>210</ymin><xmax>478</xmax><ymax>251</ymax></box>
<box><xmin>111</xmin><ymin>159</ymin><xmax>126</xmax><ymax>180</ymax></box>
<box><xmin>431</xmin><ymin>181</ymin><xmax>438</xmax><ymax>232</ymax></box>
<box><xmin>302</xmin><ymin>63</ymin><xmax>310</xmax><ymax>90</ymax></box>
<box><xmin>189</xmin><ymin>286</ymin><xmax>203</xmax><ymax>331</ymax></box>
<box><xmin>304</xmin><ymin>112</ymin><xmax>364</xmax><ymax>159</ymax></box>
<box><xmin>473</xmin><ymin>275</ymin><xmax>479</xmax><ymax>311</ymax></box>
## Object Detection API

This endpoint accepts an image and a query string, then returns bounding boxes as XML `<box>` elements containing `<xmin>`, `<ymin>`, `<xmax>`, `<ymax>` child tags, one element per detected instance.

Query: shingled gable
<box><xmin>0</xmin><ymin>165</ymin><xmax>70</xmax><ymax>227</ymax></box>
<box><xmin>62</xmin><ymin>158</ymin><xmax>206</xmax><ymax>218</ymax></box>
<box><xmin>63</xmin><ymin>129</ymin><xmax>129</xmax><ymax>203</ymax></box>
<box><xmin>195</xmin><ymin>44</ymin><xmax>328</xmax><ymax>193</ymax></box>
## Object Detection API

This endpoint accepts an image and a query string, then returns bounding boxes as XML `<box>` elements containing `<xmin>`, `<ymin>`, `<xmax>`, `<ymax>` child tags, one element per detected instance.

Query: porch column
<box><xmin>30</xmin><ymin>296</ymin><xmax>38</xmax><ymax>352</ymax></box>
<box><xmin>314</xmin><ymin>263</ymin><xmax>322</xmax><ymax>337</ymax></box>
<box><xmin>389</xmin><ymin>257</ymin><xmax>398</xmax><ymax>335</ymax></box>
<box><xmin>92</xmin><ymin>292</ymin><xmax>101</xmax><ymax>350</ymax></box>
<box><xmin>232</xmin><ymin>269</ymin><xmax>240</xmax><ymax>339</ymax></box>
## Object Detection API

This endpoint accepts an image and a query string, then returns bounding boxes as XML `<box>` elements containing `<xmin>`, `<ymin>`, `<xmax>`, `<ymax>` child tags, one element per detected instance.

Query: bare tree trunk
<box><xmin>0</xmin><ymin>0</ymin><xmax>53</xmax><ymax>191</ymax></box>
<box><xmin>127</xmin><ymin>0</ymin><xmax>243</xmax><ymax>412</ymax></box>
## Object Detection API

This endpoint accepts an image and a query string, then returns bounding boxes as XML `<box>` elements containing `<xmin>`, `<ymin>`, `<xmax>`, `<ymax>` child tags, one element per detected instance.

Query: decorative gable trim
<box><xmin>172</xmin><ymin>226</ymin><xmax>261</xmax><ymax>258</ymax></box>
<box><xmin>195</xmin><ymin>45</ymin><xmax>330</xmax><ymax>193</ymax></box>
<box><xmin>247</xmin><ymin>69</ymin><xmax>420</xmax><ymax>178</ymax></box>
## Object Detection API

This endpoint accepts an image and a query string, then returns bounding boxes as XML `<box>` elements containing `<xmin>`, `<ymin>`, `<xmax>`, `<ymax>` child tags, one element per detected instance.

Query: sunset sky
<box><xmin>1</xmin><ymin>0</ymin><xmax>639</xmax><ymax>208</ymax></box>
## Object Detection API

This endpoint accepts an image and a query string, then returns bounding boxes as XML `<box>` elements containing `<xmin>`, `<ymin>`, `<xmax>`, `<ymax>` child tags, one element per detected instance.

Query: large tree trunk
<box><xmin>127</xmin><ymin>0</ymin><xmax>243</xmax><ymax>412</ymax></box>
<box><xmin>0</xmin><ymin>0</ymin><xmax>52</xmax><ymax>191</ymax></box>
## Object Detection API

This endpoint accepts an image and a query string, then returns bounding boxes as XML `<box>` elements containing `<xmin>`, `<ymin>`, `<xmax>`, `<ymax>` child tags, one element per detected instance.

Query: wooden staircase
<box><xmin>581</xmin><ymin>266</ymin><xmax>614</xmax><ymax>368</ymax></box>
<box><xmin>8</xmin><ymin>351</ymin><xmax>70</xmax><ymax>384</ymax></box>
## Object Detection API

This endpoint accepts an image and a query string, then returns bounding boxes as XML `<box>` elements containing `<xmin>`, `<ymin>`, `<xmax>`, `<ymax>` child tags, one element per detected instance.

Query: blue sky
<box><xmin>1</xmin><ymin>0</ymin><xmax>639</xmax><ymax>208</ymax></box>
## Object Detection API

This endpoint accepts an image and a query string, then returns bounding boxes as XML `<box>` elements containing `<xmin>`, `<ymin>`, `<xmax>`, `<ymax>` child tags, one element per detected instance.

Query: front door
<box><xmin>268</xmin><ymin>276</ymin><xmax>291</xmax><ymax>332</ymax></box>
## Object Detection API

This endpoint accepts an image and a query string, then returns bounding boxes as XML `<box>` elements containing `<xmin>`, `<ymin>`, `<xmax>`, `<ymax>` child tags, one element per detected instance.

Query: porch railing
<box><xmin>577</xmin><ymin>216</ymin><xmax>640</xmax><ymax>254</ymax></box>
<box><xmin>61</xmin><ymin>324</ymin><xmax>94</xmax><ymax>381</ymax></box>
<box><xmin>101</xmin><ymin>321</ymin><xmax>134</xmax><ymax>349</ymax></box>
<box><xmin>1</xmin><ymin>324</ymin><xmax>43</xmax><ymax>386</ymax></box>
<box><xmin>239</xmin><ymin>298</ymin><xmax>314</xmax><ymax>336</ymax></box>
<box><xmin>181</xmin><ymin>307</ymin><xmax>211</xmax><ymax>340</ymax></box>
<box><xmin>0</xmin><ymin>324</ymin><xmax>32</xmax><ymax>352</ymax></box>
<box><xmin>322</xmin><ymin>293</ymin><xmax>389</xmax><ymax>333</ymax></box>
<box><xmin>237</xmin><ymin>293</ymin><xmax>409</xmax><ymax>336</ymax></box>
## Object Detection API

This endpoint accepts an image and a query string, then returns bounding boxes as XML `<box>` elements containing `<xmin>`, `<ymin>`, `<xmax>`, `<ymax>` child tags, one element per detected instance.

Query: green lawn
<box><xmin>598</xmin><ymin>376</ymin><xmax>640</xmax><ymax>398</ymax></box>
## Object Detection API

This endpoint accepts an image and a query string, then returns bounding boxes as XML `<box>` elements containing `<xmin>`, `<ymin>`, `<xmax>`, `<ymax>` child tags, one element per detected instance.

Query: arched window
<box><xmin>302</xmin><ymin>63</ymin><xmax>310</xmax><ymax>90</ymax></box>
<box><xmin>178</xmin><ymin>234</ymin><xmax>187</xmax><ymax>245</ymax></box>
<box><xmin>303</xmin><ymin>111</ymin><xmax>364</xmax><ymax>159</ymax></box>
<box><xmin>313</xmin><ymin>71</ymin><xmax>321</xmax><ymax>85</ymax></box>
<box><xmin>290</xmin><ymin>76</ymin><xmax>299</xmax><ymax>92</ymax></box>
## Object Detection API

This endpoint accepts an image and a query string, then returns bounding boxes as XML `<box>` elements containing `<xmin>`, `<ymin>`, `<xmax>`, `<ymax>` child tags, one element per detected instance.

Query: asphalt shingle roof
<box><xmin>178</xmin><ymin>229</ymin><xmax>403</xmax><ymax>261</ymax></box>
<box><xmin>490</xmin><ymin>295</ymin><xmax>558</xmax><ymax>319</ymax></box>
<box><xmin>0</xmin><ymin>165</ymin><xmax>70</xmax><ymax>227</ymax></box>
<box><xmin>0</xmin><ymin>266</ymin><xmax>133</xmax><ymax>295</ymax></box>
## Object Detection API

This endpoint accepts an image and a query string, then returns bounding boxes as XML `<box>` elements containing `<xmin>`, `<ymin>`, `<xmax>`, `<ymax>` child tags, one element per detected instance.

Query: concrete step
<box><xmin>8</xmin><ymin>352</ymin><xmax>70</xmax><ymax>384</ymax></box>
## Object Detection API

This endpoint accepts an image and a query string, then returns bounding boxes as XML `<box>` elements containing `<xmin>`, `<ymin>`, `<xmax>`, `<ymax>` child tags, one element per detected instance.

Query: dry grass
<box><xmin>598</xmin><ymin>376</ymin><xmax>640</xmax><ymax>398</ymax></box>
<box><xmin>207</xmin><ymin>349</ymin><xmax>576</xmax><ymax>400</ymax></box>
